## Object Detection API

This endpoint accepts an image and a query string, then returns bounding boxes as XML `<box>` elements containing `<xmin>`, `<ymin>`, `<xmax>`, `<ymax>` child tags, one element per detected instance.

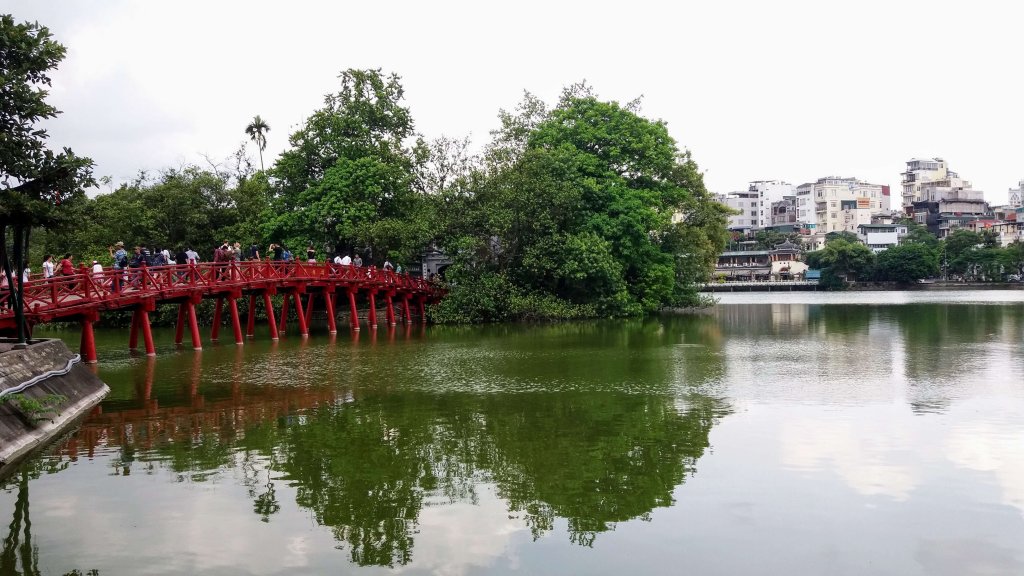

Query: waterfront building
<box><xmin>714</xmin><ymin>240</ymin><xmax>808</xmax><ymax>282</ymax></box>
<box><xmin>901</xmin><ymin>157</ymin><xmax>952</xmax><ymax>209</ymax></box>
<box><xmin>810</xmin><ymin>176</ymin><xmax>890</xmax><ymax>234</ymax></box>
<box><xmin>716</xmin><ymin>180</ymin><xmax>793</xmax><ymax>233</ymax></box>
<box><xmin>857</xmin><ymin>223</ymin><xmax>908</xmax><ymax>252</ymax></box>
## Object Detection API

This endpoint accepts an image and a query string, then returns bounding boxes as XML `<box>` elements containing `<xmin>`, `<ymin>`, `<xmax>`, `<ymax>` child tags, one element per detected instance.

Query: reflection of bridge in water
<box><xmin>58</xmin><ymin>326</ymin><xmax>424</xmax><ymax>463</ymax></box>
<box><xmin>0</xmin><ymin>261</ymin><xmax>443</xmax><ymax>363</ymax></box>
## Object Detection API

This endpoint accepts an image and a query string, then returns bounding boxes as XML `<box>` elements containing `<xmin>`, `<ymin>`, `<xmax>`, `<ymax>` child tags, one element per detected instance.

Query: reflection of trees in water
<box><xmin>1</xmin><ymin>468</ymin><xmax>100</xmax><ymax>576</ymax></box>
<box><xmin>891</xmin><ymin>304</ymin><xmax>1024</xmax><ymax>408</ymax></box>
<box><xmin>16</xmin><ymin>319</ymin><xmax>732</xmax><ymax>568</ymax></box>
<box><xmin>483</xmin><ymin>393</ymin><xmax>726</xmax><ymax>546</ymax></box>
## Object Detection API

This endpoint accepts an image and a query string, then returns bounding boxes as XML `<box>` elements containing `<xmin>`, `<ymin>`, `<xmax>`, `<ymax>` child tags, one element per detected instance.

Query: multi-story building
<box><xmin>911</xmin><ymin>183</ymin><xmax>991</xmax><ymax>237</ymax></box>
<box><xmin>715</xmin><ymin>190</ymin><xmax>761</xmax><ymax>232</ymax></box>
<box><xmin>749</xmin><ymin>180</ymin><xmax>794</xmax><ymax>227</ymax></box>
<box><xmin>795</xmin><ymin>183</ymin><xmax>816</xmax><ymax>230</ymax></box>
<box><xmin>857</xmin><ymin>223</ymin><xmax>908</xmax><ymax>252</ymax></box>
<box><xmin>770</xmin><ymin>196</ymin><xmax>798</xmax><ymax>227</ymax></box>
<box><xmin>1009</xmin><ymin>180</ymin><xmax>1023</xmax><ymax>208</ymax></box>
<box><xmin>810</xmin><ymin>176</ymin><xmax>890</xmax><ymax>234</ymax></box>
<box><xmin>901</xmin><ymin>157</ymin><xmax>951</xmax><ymax>209</ymax></box>
<box><xmin>716</xmin><ymin>180</ymin><xmax>793</xmax><ymax>232</ymax></box>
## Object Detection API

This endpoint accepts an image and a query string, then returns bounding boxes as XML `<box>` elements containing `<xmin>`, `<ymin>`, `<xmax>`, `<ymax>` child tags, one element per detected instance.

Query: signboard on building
<box><xmin>857</xmin><ymin>197</ymin><xmax>871</xmax><ymax>209</ymax></box>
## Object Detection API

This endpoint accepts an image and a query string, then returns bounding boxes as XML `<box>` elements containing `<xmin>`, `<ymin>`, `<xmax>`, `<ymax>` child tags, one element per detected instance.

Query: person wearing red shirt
<box><xmin>59</xmin><ymin>253</ymin><xmax>74</xmax><ymax>276</ymax></box>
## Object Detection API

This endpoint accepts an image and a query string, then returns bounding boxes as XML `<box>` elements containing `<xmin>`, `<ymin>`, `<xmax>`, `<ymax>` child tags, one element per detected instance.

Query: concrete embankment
<box><xmin>0</xmin><ymin>339</ymin><xmax>109</xmax><ymax>475</ymax></box>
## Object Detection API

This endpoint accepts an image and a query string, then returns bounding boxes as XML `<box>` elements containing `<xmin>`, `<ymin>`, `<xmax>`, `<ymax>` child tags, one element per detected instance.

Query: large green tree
<box><xmin>874</xmin><ymin>242</ymin><xmax>939</xmax><ymax>284</ymax></box>
<box><xmin>805</xmin><ymin>238</ymin><xmax>875</xmax><ymax>286</ymax></box>
<box><xmin>433</xmin><ymin>88</ymin><xmax>730</xmax><ymax>320</ymax></box>
<box><xmin>265</xmin><ymin>69</ymin><xmax>431</xmax><ymax>262</ymax></box>
<box><xmin>1</xmin><ymin>14</ymin><xmax>94</xmax><ymax>343</ymax></box>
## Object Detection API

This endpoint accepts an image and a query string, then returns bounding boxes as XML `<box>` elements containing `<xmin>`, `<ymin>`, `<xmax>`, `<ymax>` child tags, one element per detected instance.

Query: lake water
<box><xmin>2</xmin><ymin>291</ymin><xmax>1023</xmax><ymax>575</ymax></box>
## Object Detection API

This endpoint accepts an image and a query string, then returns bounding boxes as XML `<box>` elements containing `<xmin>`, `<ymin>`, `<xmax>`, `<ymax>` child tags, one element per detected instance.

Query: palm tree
<box><xmin>245</xmin><ymin>115</ymin><xmax>270</xmax><ymax>171</ymax></box>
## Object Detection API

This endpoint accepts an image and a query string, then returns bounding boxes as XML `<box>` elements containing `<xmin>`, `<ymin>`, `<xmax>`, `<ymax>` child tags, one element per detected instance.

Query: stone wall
<box><xmin>0</xmin><ymin>339</ymin><xmax>110</xmax><ymax>474</ymax></box>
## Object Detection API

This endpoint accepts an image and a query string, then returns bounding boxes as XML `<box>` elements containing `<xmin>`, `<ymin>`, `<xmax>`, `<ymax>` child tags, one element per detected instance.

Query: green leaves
<box><xmin>435</xmin><ymin>90</ymin><xmax>729</xmax><ymax>320</ymax></box>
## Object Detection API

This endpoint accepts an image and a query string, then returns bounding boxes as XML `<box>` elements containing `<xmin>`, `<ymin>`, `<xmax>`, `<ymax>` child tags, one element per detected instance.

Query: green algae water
<box><xmin>2</xmin><ymin>291</ymin><xmax>1024</xmax><ymax>575</ymax></box>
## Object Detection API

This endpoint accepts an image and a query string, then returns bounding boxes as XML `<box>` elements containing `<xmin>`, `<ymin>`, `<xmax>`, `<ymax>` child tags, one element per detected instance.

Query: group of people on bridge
<box><xmin>2</xmin><ymin>240</ymin><xmax>408</xmax><ymax>289</ymax></box>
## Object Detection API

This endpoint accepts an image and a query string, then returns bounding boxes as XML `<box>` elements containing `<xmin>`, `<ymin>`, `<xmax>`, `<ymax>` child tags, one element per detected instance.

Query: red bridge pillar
<box><xmin>186</xmin><ymin>297</ymin><xmax>202</xmax><ymax>351</ymax></box>
<box><xmin>385</xmin><ymin>291</ymin><xmax>396</xmax><ymax>326</ymax></box>
<box><xmin>130</xmin><ymin>301</ymin><xmax>157</xmax><ymax>356</ymax></box>
<box><xmin>79</xmin><ymin>309</ymin><xmax>100</xmax><ymax>364</ymax></box>
<box><xmin>211</xmin><ymin>298</ymin><xmax>224</xmax><ymax>341</ymax></box>
<box><xmin>367</xmin><ymin>289</ymin><xmax>378</xmax><ymax>329</ymax></box>
<box><xmin>229</xmin><ymin>295</ymin><xmax>243</xmax><ymax>345</ymax></box>
<box><xmin>348</xmin><ymin>288</ymin><xmax>360</xmax><ymax>331</ymax></box>
<box><xmin>296</xmin><ymin>293</ymin><xmax>310</xmax><ymax>337</ymax></box>
<box><xmin>278</xmin><ymin>293</ymin><xmax>290</xmax><ymax>335</ymax></box>
<box><xmin>262</xmin><ymin>291</ymin><xmax>279</xmax><ymax>340</ymax></box>
<box><xmin>324</xmin><ymin>289</ymin><xmax>337</xmax><ymax>334</ymax></box>
<box><xmin>245</xmin><ymin>295</ymin><xmax>256</xmax><ymax>338</ymax></box>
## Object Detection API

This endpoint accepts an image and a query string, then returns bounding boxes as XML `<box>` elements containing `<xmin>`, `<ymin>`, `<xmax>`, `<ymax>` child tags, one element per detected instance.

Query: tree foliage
<box><xmin>433</xmin><ymin>88</ymin><xmax>730</xmax><ymax>320</ymax></box>
<box><xmin>265</xmin><ymin>69</ymin><xmax>431</xmax><ymax>263</ymax></box>
<box><xmin>874</xmin><ymin>242</ymin><xmax>938</xmax><ymax>284</ymax></box>
<box><xmin>805</xmin><ymin>238</ymin><xmax>875</xmax><ymax>286</ymax></box>
<box><xmin>1</xmin><ymin>14</ymin><xmax>94</xmax><ymax>342</ymax></box>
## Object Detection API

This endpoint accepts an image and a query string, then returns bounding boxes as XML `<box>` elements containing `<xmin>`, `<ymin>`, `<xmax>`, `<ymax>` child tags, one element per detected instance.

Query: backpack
<box><xmin>116</xmin><ymin>253</ymin><xmax>128</xmax><ymax>269</ymax></box>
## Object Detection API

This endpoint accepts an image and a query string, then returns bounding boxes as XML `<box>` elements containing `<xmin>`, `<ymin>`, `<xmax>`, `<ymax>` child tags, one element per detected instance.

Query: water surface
<box><xmin>2</xmin><ymin>290</ymin><xmax>1023</xmax><ymax>575</ymax></box>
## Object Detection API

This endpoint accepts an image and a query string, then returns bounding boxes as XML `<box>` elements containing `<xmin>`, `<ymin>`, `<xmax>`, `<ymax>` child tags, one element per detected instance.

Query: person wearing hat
<box><xmin>109</xmin><ymin>242</ymin><xmax>127</xmax><ymax>292</ymax></box>
<box><xmin>109</xmin><ymin>242</ymin><xmax>128</xmax><ymax>270</ymax></box>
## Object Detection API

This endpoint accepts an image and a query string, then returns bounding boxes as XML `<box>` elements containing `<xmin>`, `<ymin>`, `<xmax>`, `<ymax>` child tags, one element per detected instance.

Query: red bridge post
<box><xmin>140</xmin><ymin>309</ymin><xmax>156</xmax><ymax>356</ymax></box>
<box><xmin>385</xmin><ymin>291</ymin><xmax>396</xmax><ymax>326</ymax></box>
<box><xmin>79</xmin><ymin>309</ymin><xmax>99</xmax><ymax>364</ymax></box>
<box><xmin>347</xmin><ymin>288</ymin><xmax>359</xmax><ymax>331</ymax></box>
<box><xmin>303</xmin><ymin>294</ymin><xmax>314</xmax><ymax>330</ymax></box>
<box><xmin>262</xmin><ymin>291</ymin><xmax>279</xmax><ymax>340</ymax></box>
<box><xmin>211</xmin><ymin>298</ymin><xmax>223</xmax><ymax>341</ymax></box>
<box><xmin>367</xmin><ymin>289</ymin><xmax>378</xmax><ymax>329</ymax></box>
<box><xmin>229</xmin><ymin>295</ymin><xmax>243</xmax><ymax>345</ymax></box>
<box><xmin>296</xmin><ymin>293</ymin><xmax>310</xmax><ymax>337</ymax></box>
<box><xmin>324</xmin><ymin>289</ymin><xmax>337</xmax><ymax>334</ymax></box>
<box><xmin>174</xmin><ymin>305</ymin><xmax>186</xmax><ymax>346</ymax></box>
<box><xmin>278</xmin><ymin>293</ymin><xmax>290</xmax><ymax>335</ymax></box>
<box><xmin>246</xmin><ymin>295</ymin><xmax>256</xmax><ymax>338</ymax></box>
<box><xmin>186</xmin><ymin>298</ymin><xmax>202</xmax><ymax>351</ymax></box>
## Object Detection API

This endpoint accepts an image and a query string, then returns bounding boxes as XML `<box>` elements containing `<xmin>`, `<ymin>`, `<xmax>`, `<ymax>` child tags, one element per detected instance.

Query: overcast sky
<box><xmin>8</xmin><ymin>0</ymin><xmax>1024</xmax><ymax>204</ymax></box>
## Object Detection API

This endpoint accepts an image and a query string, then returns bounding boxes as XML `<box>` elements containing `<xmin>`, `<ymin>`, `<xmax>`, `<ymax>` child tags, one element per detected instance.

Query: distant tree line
<box><xmin>806</xmin><ymin>222</ymin><xmax>1024</xmax><ymax>288</ymax></box>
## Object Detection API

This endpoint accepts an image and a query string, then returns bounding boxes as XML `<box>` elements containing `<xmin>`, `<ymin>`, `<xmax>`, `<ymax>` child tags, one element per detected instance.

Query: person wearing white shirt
<box><xmin>340</xmin><ymin>255</ymin><xmax>352</xmax><ymax>266</ymax></box>
<box><xmin>22</xmin><ymin>268</ymin><xmax>31</xmax><ymax>283</ymax></box>
<box><xmin>42</xmin><ymin>255</ymin><xmax>55</xmax><ymax>278</ymax></box>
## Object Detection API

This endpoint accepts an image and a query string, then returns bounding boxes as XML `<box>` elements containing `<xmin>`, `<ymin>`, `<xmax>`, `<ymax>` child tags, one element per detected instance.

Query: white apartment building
<box><xmin>1009</xmin><ymin>180</ymin><xmax>1023</xmax><ymax>208</ymax></box>
<box><xmin>857</xmin><ymin>223</ymin><xmax>908</xmax><ymax>253</ymax></box>
<box><xmin>795</xmin><ymin>183</ymin><xmax>816</xmax><ymax>229</ymax></box>
<box><xmin>748</xmin><ymin>180</ymin><xmax>794</xmax><ymax>227</ymax></box>
<box><xmin>811</xmin><ymin>176</ymin><xmax>890</xmax><ymax>234</ymax></box>
<box><xmin>716</xmin><ymin>180</ymin><xmax>793</xmax><ymax>231</ymax></box>
<box><xmin>715</xmin><ymin>190</ymin><xmax>761</xmax><ymax>231</ymax></box>
<box><xmin>901</xmin><ymin>158</ymin><xmax>949</xmax><ymax>209</ymax></box>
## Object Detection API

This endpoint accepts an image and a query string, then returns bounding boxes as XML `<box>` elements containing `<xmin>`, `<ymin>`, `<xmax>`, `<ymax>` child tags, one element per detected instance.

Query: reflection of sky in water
<box><xmin>2</xmin><ymin>294</ymin><xmax>1023</xmax><ymax>575</ymax></box>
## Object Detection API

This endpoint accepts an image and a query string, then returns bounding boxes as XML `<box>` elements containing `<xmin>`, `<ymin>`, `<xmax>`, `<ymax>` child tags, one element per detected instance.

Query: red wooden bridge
<box><xmin>0</xmin><ymin>261</ymin><xmax>443</xmax><ymax>363</ymax></box>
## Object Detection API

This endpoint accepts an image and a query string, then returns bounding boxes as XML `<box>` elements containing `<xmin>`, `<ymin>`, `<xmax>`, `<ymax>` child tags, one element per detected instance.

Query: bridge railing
<box><xmin>1</xmin><ymin>262</ymin><xmax>441</xmax><ymax>322</ymax></box>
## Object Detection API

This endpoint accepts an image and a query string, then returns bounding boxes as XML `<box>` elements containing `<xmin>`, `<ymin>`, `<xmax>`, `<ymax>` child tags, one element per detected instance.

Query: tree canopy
<box><xmin>1</xmin><ymin>14</ymin><xmax>94</xmax><ymax>342</ymax></box>
<box><xmin>432</xmin><ymin>88</ymin><xmax>730</xmax><ymax>320</ymax></box>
